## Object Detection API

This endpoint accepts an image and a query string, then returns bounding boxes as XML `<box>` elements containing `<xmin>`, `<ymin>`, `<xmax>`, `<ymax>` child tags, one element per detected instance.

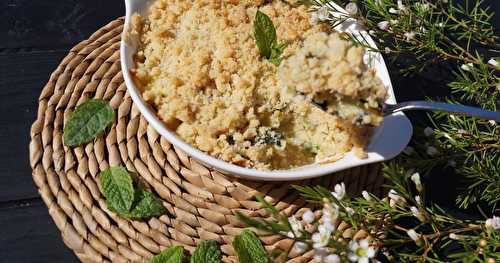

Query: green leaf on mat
<box><xmin>254</xmin><ymin>10</ymin><xmax>277</xmax><ymax>59</ymax></box>
<box><xmin>150</xmin><ymin>246</ymin><xmax>185</xmax><ymax>263</ymax></box>
<box><xmin>125</xmin><ymin>188</ymin><xmax>166</xmax><ymax>219</ymax></box>
<box><xmin>63</xmin><ymin>99</ymin><xmax>114</xmax><ymax>147</ymax></box>
<box><xmin>191</xmin><ymin>240</ymin><xmax>222</xmax><ymax>263</ymax></box>
<box><xmin>100</xmin><ymin>166</ymin><xmax>135</xmax><ymax>214</ymax></box>
<box><xmin>233</xmin><ymin>229</ymin><xmax>269</xmax><ymax>263</ymax></box>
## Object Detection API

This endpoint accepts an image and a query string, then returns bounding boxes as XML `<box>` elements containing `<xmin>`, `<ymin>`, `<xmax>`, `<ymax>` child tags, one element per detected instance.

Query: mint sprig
<box><xmin>125</xmin><ymin>189</ymin><xmax>166</xmax><ymax>219</ymax></box>
<box><xmin>99</xmin><ymin>166</ymin><xmax>165</xmax><ymax>219</ymax></box>
<box><xmin>150</xmin><ymin>246</ymin><xmax>186</xmax><ymax>263</ymax></box>
<box><xmin>100</xmin><ymin>167</ymin><xmax>135</xmax><ymax>213</ymax></box>
<box><xmin>190</xmin><ymin>240</ymin><xmax>221</xmax><ymax>263</ymax></box>
<box><xmin>63</xmin><ymin>99</ymin><xmax>115</xmax><ymax>146</ymax></box>
<box><xmin>269</xmin><ymin>42</ymin><xmax>287</xmax><ymax>66</ymax></box>
<box><xmin>233</xmin><ymin>230</ymin><xmax>269</xmax><ymax>263</ymax></box>
<box><xmin>254</xmin><ymin>10</ymin><xmax>287</xmax><ymax>66</ymax></box>
<box><xmin>150</xmin><ymin>241</ymin><xmax>222</xmax><ymax>263</ymax></box>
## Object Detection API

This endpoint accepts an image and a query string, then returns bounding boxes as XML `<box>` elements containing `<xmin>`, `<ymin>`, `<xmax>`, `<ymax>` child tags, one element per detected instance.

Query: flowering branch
<box><xmin>237</xmin><ymin>163</ymin><xmax>500</xmax><ymax>262</ymax></box>
<box><xmin>301</xmin><ymin>0</ymin><xmax>500</xmax><ymax>209</ymax></box>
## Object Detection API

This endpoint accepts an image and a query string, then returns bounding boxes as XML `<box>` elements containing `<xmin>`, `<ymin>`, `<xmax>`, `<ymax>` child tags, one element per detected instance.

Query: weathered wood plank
<box><xmin>0</xmin><ymin>0</ymin><xmax>124</xmax><ymax>49</ymax></box>
<box><xmin>0</xmin><ymin>50</ymin><xmax>68</xmax><ymax>201</ymax></box>
<box><xmin>0</xmin><ymin>199</ymin><xmax>78</xmax><ymax>262</ymax></box>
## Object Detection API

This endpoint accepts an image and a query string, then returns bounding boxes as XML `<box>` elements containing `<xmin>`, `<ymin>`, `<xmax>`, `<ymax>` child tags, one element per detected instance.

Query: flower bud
<box><xmin>345</xmin><ymin>3</ymin><xmax>358</xmax><ymax>15</ymax></box>
<box><xmin>362</xmin><ymin>190</ymin><xmax>371</xmax><ymax>201</ymax></box>
<box><xmin>302</xmin><ymin>210</ymin><xmax>315</xmax><ymax>224</ymax></box>
<box><xmin>479</xmin><ymin>239</ymin><xmax>487</xmax><ymax>247</ymax></box>
<box><xmin>377</xmin><ymin>21</ymin><xmax>390</xmax><ymax>30</ymax></box>
<box><xmin>406</xmin><ymin>229</ymin><xmax>421</xmax><ymax>245</ymax></box>
<box><xmin>410</xmin><ymin>173</ymin><xmax>423</xmax><ymax>192</ymax></box>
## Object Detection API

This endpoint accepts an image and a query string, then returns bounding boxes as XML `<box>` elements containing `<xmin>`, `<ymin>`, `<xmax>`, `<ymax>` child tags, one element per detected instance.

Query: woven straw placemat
<box><xmin>29</xmin><ymin>18</ymin><xmax>385</xmax><ymax>263</ymax></box>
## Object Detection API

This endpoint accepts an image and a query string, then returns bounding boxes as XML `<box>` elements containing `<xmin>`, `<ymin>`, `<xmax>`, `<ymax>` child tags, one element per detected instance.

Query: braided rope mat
<box><xmin>29</xmin><ymin>18</ymin><xmax>385</xmax><ymax>263</ymax></box>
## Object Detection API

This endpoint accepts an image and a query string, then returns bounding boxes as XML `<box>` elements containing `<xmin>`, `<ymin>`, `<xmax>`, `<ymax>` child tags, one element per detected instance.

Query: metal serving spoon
<box><xmin>308</xmin><ymin>98</ymin><xmax>500</xmax><ymax>122</ymax></box>
<box><xmin>382</xmin><ymin>101</ymin><xmax>500</xmax><ymax>121</ymax></box>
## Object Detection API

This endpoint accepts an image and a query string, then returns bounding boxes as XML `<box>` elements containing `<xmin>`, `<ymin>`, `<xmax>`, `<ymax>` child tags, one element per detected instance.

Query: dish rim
<box><xmin>120</xmin><ymin>0</ymin><xmax>413</xmax><ymax>181</ymax></box>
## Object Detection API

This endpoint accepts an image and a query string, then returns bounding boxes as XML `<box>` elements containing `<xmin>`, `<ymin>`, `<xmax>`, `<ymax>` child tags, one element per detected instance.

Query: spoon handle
<box><xmin>383</xmin><ymin>101</ymin><xmax>500</xmax><ymax>121</ymax></box>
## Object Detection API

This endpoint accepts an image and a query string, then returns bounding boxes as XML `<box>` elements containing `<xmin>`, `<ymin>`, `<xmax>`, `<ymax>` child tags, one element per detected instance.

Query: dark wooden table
<box><xmin>1</xmin><ymin>1</ymin><xmax>123</xmax><ymax>261</ymax></box>
<box><xmin>1</xmin><ymin>1</ymin><xmax>498</xmax><ymax>262</ymax></box>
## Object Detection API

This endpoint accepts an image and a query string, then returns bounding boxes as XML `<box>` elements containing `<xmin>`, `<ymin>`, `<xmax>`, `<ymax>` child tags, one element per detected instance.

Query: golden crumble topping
<box><xmin>131</xmin><ymin>0</ymin><xmax>387</xmax><ymax>170</ymax></box>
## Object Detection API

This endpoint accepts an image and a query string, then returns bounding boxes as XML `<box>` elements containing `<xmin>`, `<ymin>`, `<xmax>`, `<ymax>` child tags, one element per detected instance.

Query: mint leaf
<box><xmin>63</xmin><ymin>99</ymin><xmax>114</xmax><ymax>146</ymax></box>
<box><xmin>269</xmin><ymin>42</ymin><xmax>287</xmax><ymax>66</ymax></box>
<box><xmin>100</xmin><ymin>167</ymin><xmax>135</xmax><ymax>214</ymax></box>
<box><xmin>100</xmin><ymin>166</ymin><xmax>165</xmax><ymax>219</ymax></box>
<box><xmin>150</xmin><ymin>246</ymin><xmax>185</xmax><ymax>263</ymax></box>
<box><xmin>253</xmin><ymin>11</ymin><xmax>286</xmax><ymax>66</ymax></box>
<box><xmin>191</xmin><ymin>240</ymin><xmax>221</xmax><ymax>263</ymax></box>
<box><xmin>233</xmin><ymin>230</ymin><xmax>269</xmax><ymax>263</ymax></box>
<box><xmin>254</xmin><ymin>10</ymin><xmax>277</xmax><ymax>59</ymax></box>
<box><xmin>125</xmin><ymin>189</ymin><xmax>166</xmax><ymax>219</ymax></box>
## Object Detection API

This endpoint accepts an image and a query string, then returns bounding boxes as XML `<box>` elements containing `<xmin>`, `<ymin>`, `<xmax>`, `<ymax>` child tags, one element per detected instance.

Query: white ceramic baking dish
<box><xmin>120</xmin><ymin>0</ymin><xmax>413</xmax><ymax>181</ymax></box>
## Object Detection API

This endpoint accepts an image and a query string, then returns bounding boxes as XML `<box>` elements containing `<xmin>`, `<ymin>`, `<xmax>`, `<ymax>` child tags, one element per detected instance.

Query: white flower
<box><xmin>318</xmin><ymin>221</ymin><xmax>335</xmax><ymax>235</ymax></box>
<box><xmin>348</xmin><ymin>239</ymin><xmax>376</xmax><ymax>263</ymax></box>
<box><xmin>324</xmin><ymin>254</ymin><xmax>341</xmax><ymax>263</ymax></box>
<box><xmin>388</xmin><ymin>189</ymin><xmax>401</xmax><ymax>203</ymax></box>
<box><xmin>345</xmin><ymin>2</ymin><xmax>358</xmax><ymax>15</ymax></box>
<box><xmin>423</xmin><ymin>127</ymin><xmax>434</xmax><ymax>137</ymax></box>
<box><xmin>437</xmin><ymin>22</ymin><xmax>445</xmax><ymax>28</ymax></box>
<box><xmin>404</xmin><ymin>31</ymin><xmax>416</xmax><ymax>41</ymax></box>
<box><xmin>485</xmin><ymin>216</ymin><xmax>500</xmax><ymax>230</ymax></box>
<box><xmin>288</xmin><ymin>216</ymin><xmax>304</xmax><ymax>238</ymax></box>
<box><xmin>397</xmin><ymin>0</ymin><xmax>406</xmax><ymax>11</ymax></box>
<box><xmin>489</xmin><ymin>120</ymin><xmax>497</xmax><ymax>126</ymax></box>
<box><xmin>377</xmin><ymin>21</ymin><xmax>390</xmax><ymax>30</ymax></box>
<box><xmin>449</xmin><ymin>114</ymin><xmax>457</xmax><ymax>121</ymax></box>
<box><xmin>317</xmin><ymin>6</ymin><xmax>330</xmax><ymax>21</ymax></box>
<box><xmin>403</xmin><ymin>146</ymin><xmax>415</xmax><ymax>155</ymax></box>
<box><xmin>389</xmin><ymin>7</ymin><xmax>399</xmax><ymax>14</ymax></box>
<box><xmin>293</xmin><ymin>241</ymin><xmax>309</xmax><ymax>253</ymax></box>
<box><xmin>346</xmin><ymin>207</ymin><xmax>355</xmax><ymax>216</ymax></box>
<box><xmin>362</xmin><ymin>190</ymin><xmax>371</xmax><ymax>201</ymax></box>
<box><xmin>415</xmin><ymin>195</ymin><xmax>421</xmax><ymax>205</ymax></box>
<box><xmin>406</xmin><ymin>229</ymin><xmax>420</xmax><ymax>242</ymax></box>
<box><xmin>449</xmin><ymin>233</ymin><xmax>461</xmax><ymax>240</ymax></box>
<box><xmin>369</xmin><ymin>30</ymin><xmax>375</xmax><ymax>35</ymax></box>
<box><xmin>384</xmin><ymin>47</ymin><xmax>392</xmax><ymax>53</ymax></box>
<box><xmin>332</xmin><ymin>183</ymin><xmax>346</xmax><ymax>200</ymax></box>
<box><xmin>461</xmin><ymin>63</ymin><xmax>474</xmax><ymax>71</ymax></box>
<box><xmin>411</xmin><ymin>173</ymin><xmax>423</xmax><ymax>192</ymax></box>
<box><xmin>312</xmin><ymin>228</ymin><xmax>332</xmax><ymax>248</ymax></box>
<box><xmin>410</xmin><ymin>206</ymin><xmax>425</xmax><ymax>222</ymax></box>
<box><xmin>488</xmin><ymin>58</ymin><xmax>499</xmax><ymax>67</ymax></box>
<box><xmin>426</xmin><ymin>146</ymin><xmax>439</xmax><ymax>156</ymax></box>
<box><xmin>302</xmin><ymin>210</ymin><xmax>315</xmax><ymax>224</ymax></box>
